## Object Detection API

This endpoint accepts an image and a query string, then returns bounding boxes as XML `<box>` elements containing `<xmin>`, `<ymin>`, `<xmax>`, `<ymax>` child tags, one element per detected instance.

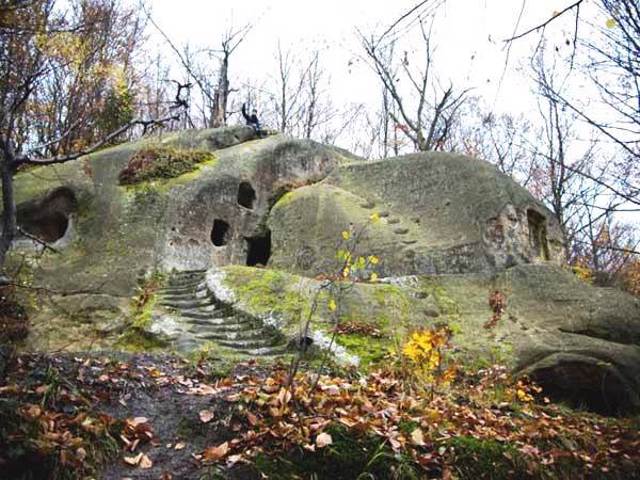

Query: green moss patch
<box><xmin>116</xmin><ymin>273</ymin><xmax>168</xmax><ymax>352</ymax></box>
<box><xmin>118</xmin><ymin>146</ymin><xmax>215</xmax><ymax>185</ymax></box>
<box><xmin>334</xmin><ymin>333</ymin><xmax>389</xmax><ymax>368</ymax></box>
<box><xmin>224</xmin><ymin>266</ymin><xmax>311</xmax><ymax>320</ymax></box>
<box><xmin>444</xmin><ymin>436</ymin><xmax>525</xmax><ymax>479</ymax></box>
<box><xmin>254</xmin><ymin>424</ymin><xmax>420</xmax><ymax>480</ymax></box>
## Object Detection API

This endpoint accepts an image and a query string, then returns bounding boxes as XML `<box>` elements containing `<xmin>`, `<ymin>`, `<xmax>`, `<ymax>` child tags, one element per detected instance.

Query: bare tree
<box><xmin>360</xmin><ymin>18</ymin><xmax>469</xmax><ymax>152</ymax></box>
<box><xmin>146</xmin><ymin>7</ymin><xmax>250</xmax><ymax>129</ymax></box>
<box><xmin>505</xmin><ymin>0</ymin><xmax>639</xmax><ymax>161</ymax></box>
<box><xmin>210</xmin><ymin>25</ymin><xmax>251</xmax><ymax>128</ymax></box>
<box><xmin>272</xmin><ymin>43</ymin><xmax>308</xmax><ymax>134</ymax></box>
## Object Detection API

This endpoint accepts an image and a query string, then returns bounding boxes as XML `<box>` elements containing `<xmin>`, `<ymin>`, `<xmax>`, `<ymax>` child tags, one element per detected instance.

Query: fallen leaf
<box><xmin>129</xmin><ymin>417</ymin><xmax>149</xmax><ymax>427</ymax></box>
<box><xmin>139</xmin><ymin>453</ymin><xmax>153</xmax><ymax>469</ymax></box>
<box><xmin>174</xmin><ymin>441</ymin><xmax>186</xmax><ymax>450</ymax></box>
<box><xmin>411</xmin><ymin>428</ymin><xmax>425</xmax><ymax>446</ymax></box>
<box><xmin>76</xmin><ymin>447</ymin><xmax>87</xmax><ymax>462</ymax></box>
<box><xmin>199</xmin><ymin>409</ymin><xmax>214</xmax><ymax>423</ymax></box>
<box><xmin>226</xmin><ymin>454</ymin><xmax>243</xmax><ymax>466</ymax></box>
<box><xmin>316</xmin><ymin>432</ymin><xmax>333</xmax><ymax>448</ymax></box>
<box><xmin>202</xmin><ymin>441</ymin><xmax>229</xmax><ymax>462</ymax></box>
<box><xmin>247</xmin><ymin>412</ymin><xmax>258</xmax><ymax>426</ymax></box>
<box><xmin>124</xmin><ymin>452</ymin><xmax>142</xmax><ymax>466</ymax></box>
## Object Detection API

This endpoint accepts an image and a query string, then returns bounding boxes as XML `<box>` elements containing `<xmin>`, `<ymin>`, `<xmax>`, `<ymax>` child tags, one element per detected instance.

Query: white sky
<box><xmin>145</xmin><ymin>0</ymin><xmax>597</xmax><ymax>117</ymax></box>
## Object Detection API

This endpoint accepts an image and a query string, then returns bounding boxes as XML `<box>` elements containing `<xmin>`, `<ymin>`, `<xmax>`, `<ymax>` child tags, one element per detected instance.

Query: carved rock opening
<box><xmin>17</xmin><ymin>187</ymin><xmax>77</xmax><ymax>243</ymax></box>
<box><xmin>245</xmin><ymin>230</ymin><xmax>271</xmax><ymax>266</ymax></box>
<box><xmin>237</xmin><ymin>181</ymin><xmax>256</xmax><ymax>209</ymax></box>
<box><xmin>527</xmin><ymin>209</ymin><xmax>549</xmax><ymax>260</ymax></box>
<box><xmin>529</xmin><ymin>359</ymin><xmax>635</xmax><ymax>416</ymax></box>
<box><xmin>211</xmin><ymin>219</ymin><xmax>230</xmax><ymax>247</ymax></box>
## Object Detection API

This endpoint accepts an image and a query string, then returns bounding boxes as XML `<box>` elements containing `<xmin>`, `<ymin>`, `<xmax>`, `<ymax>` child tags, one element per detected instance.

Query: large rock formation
<box><xmin>6</xmin><ymin>126</ymin><xmax>640</xmax><ymax>414</ymax></box>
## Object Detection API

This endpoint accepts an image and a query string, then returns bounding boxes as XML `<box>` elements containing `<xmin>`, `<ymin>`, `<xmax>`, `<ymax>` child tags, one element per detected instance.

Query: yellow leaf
<box><xmin>370</xmin><ymin>272</ymin><xmax>379</xmax><ymax>282</ymax></box>
<box><xmin>370</xmin><ymin>212</ymin><xmax>380</xmax><ymax>223</ymax></box>
<box><xmin>341</xmin><ymin>230</ymin><xmax>351</xmax><ymax>240</ymax></box>
<box><xmin>368</xmin><ymin>255</ymin><xmax>379</xmax><ymax>265</ymax></box>
<box><xmin>328</xmin><ymin>299</ymin><xmax>337</xmax><ymax>311</ymax></box>
<box><xmin>605</xmin><ymin>18</ymin><xmax>617</xmax><ymax>28</ymax></box>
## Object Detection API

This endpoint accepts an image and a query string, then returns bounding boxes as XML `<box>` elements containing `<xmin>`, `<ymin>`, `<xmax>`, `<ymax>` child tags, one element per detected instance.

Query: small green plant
<box><xmin>117</xmin><ymin>271</ymin><xmax>167</xmax><ymax>351</ymax></box>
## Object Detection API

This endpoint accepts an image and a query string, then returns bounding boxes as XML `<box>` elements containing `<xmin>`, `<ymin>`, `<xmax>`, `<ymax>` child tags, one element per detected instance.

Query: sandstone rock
<box><xmin>5</xmin><ymin>126</ymin><xmax>639</xmax><ymax>413</ymax></box>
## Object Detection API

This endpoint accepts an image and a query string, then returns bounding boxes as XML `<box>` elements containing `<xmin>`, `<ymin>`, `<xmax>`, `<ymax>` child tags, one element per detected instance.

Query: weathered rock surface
<box><xmin>5</xmin><ymin>125</ymin><xmax>640</xmax><ymax>413</ymax></box>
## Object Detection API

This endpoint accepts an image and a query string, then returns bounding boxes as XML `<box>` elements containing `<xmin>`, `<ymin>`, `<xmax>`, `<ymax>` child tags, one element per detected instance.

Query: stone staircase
<box><xmin>156</xmin><ymin>270</ymin><xmax>288</xmax><ymax>356</ymax></box>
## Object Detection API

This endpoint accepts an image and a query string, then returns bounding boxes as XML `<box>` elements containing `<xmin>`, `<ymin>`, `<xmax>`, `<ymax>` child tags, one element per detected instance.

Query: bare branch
<box><xmin>504</xmin><ymin>0</ymin><xmax>585</xmax><ymax>43</ymax></box>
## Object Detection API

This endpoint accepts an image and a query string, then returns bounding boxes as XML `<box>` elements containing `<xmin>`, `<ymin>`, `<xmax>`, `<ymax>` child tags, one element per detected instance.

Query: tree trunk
<box><xmin>211</xmin><ymin>54</ymin><xmax>229</xmax><ymax>128</ymax></box>
<box><xmin>0</xmin><ymin>151</ymin><xmax>16</xmax><ymax>272</ymax></box>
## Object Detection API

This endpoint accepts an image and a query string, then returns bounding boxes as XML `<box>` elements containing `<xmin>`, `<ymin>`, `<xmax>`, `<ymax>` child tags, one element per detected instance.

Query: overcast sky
<box><xmin>145</xmin><ymin>0</ymin><xmax>597</xmax><ymax>117</ymax></box>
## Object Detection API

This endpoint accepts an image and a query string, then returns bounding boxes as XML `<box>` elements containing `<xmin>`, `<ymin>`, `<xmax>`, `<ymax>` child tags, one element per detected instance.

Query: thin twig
<box><xmin>504</xmin><ymin>0</ymin><xmax>585</xmax><ymax>43</ymax></box>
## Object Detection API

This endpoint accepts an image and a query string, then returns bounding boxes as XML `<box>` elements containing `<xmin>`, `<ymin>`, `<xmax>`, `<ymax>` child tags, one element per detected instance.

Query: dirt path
<box><xmin>2</xmin><ymin>352</ymin><xmax>267</xmax><ymax>479</ymax></box>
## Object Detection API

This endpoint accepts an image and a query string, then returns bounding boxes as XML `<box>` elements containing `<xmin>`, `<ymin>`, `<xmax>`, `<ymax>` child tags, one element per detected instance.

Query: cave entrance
<box><xmin>527</xmin><ymin>209</ymin><xmax>549</xmax><ymax>260</ymax></box>
<box><xmin>17</xmin><ymin>187</ymin><xmax>76</xmax><ymax>243</ymax></box>
<box><xmin>237</xmin><ymin>181</ymin><xmax>256</xmax><ymax>209</ymax></box>
<box><xmin>211</xmin><ymin>219</ymin><xmax>230</xmax><ymax>247</ymax></box>
<box><xmin>245</xmin><ymin>230</ymin><xmax>271</xmax><ymax>266</ymax></box>
<box><xmin>529</xmin><ymin>360</ymin><xmax>633</xmax><ymax>416</ymax></box>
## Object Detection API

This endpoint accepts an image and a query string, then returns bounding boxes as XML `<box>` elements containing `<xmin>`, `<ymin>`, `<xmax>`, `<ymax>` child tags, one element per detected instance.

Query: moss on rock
<box><xmin>118</xmin><ymin>146</ymin><xmax>216</xmax><ymax>185</ymax></box>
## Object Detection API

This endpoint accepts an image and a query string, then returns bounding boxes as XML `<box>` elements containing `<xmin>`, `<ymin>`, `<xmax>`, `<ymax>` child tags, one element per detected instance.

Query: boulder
<box><xmin>4</xmin><ymin>126</ymin><xmax>639</xmax><ymax>413</ymax></box>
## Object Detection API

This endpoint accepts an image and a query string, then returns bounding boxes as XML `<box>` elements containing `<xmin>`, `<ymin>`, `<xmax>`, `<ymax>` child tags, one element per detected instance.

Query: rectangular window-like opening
<box><xmin>527</xmin><ymin>209</ymin><xmax>550</xmax><ymax>260</ymax></box>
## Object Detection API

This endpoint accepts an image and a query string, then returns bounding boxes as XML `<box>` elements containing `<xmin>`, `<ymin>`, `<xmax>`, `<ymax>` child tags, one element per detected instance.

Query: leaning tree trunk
<box><xmin>0</xmin><ymin>152</ymin><xmax>16</xmax><ymax>272</ymax></box>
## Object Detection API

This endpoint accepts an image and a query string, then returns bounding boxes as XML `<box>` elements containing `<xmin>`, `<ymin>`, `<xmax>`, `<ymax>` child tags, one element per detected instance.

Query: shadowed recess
<box><xmin>238</xmin><ymin>181</ymin><xmax>256</xmax><ymax>209</ymax></box>
<box><xmin>17</xmin><ymin>187</ymin><xmax>77</xmax><ymax>243</ymax></box>
<box><xmin>527</xmin><ymin>209</ymin><xmax>549</xmax><ymax>260</ymax></box>
<box><xmin>529</xmin><ymin>359</ymin><xmax>636</xmax><ymax>415</ymax></box>
<box><xmin>245</xmin><ymin>230</ymin><xmax>271</xmax><ymax>266</ymax></box>
<box><xmin>211</xmin><ymin>219</ymin><xmax>230</xmax><ymax>247</ymax></box>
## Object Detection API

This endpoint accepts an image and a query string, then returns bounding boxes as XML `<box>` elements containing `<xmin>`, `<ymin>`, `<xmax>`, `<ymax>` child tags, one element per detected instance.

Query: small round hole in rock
<box><xmin>237</xmin><ymin>182</ymin><xmax>256</xmax><ymax>209</ymax></box>
<box><xmin>211</xmin><ymin>219</ymin><xmax>230</xmax><ymax>247</ymax></box>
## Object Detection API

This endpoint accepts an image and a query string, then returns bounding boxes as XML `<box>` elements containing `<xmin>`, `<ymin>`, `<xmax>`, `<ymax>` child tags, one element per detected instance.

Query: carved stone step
<box><xmin>167</xmin><ymin>277</ymin><xmax>206</xmax><ymax>289</ymax></box>
<box><xmin>241</xmin><ymin>345</ymin><xmax>290</xmax><ymax>356</ymax></box>
<box><xmin>216</xmin><ymin>337</ymin><xmax>283</xmax><ymax>350</ymax></box>
<box><xmin>160</xmin><ymin>291</ymin><xmax>205</xmax><ymax>302</ymax></box>
<box><xmin>185</xmin><ymin>321</ymin><xmax>253</xmax><ymax>333</ymax></box>
<box><xmin>158</xmin><ymin>282</ymin><xmax>207</xmax><ymax>295</ymax></box>
<box><xmin>195</xmin><ymin>329</ymin><xmax>269</xmax><ymax>342</ymax></box>
<box><xmin>179</xmin><ymin>309</ymin><xmax>233</xmax><ymax>321</ymax></box>
<box><xmin>159</xmin><ymin>298</ymin><xmax>215</xmax><ymax>309</ymax></box>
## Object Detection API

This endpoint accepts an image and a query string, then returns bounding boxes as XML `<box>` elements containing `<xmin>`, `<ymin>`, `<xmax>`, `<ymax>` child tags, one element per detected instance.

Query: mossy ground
<box><xmin>116</xmin><ymin>272</ymin><xmax>169</xmax><ymax>352</ymax></box>
<box><xmin>118</xmin><ymin>146</ymin><xmax>216</xmax><ymax>185</ymax></box>
<box><xmin>254</xmin><ymin>424</ymin><xmax>421</xmax><ymax>480</ymax></box>
<box><xmin>224</xmin><ymin>266</ymin><xmax>311</xmax><ymax>320</ymax></box>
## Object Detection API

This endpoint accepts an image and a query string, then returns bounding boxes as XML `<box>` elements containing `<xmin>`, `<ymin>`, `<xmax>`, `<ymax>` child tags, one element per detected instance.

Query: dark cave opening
<box><xmin>17</xmin><ymin>187</ymin><xmax>76</xmax><ymax>243</ymax></box>
<box><xmin>237</xmin><ymin>181</ymin><xmax>256</xmax><ymax>209</ymax></box>
<box><xmin>527</xmin><ymin>209</ymin><xmax>549</xmax><ymax>260</ymax></box>
<box><xmin>245</xmin><ymin>230</ymin><xmax>271</xmax><ymax>266</ymax></box>
<box><xmin>529</xmin><ymin>361</ymin><xmax>633</xmax><ymax>416</ymax></box>
<box><xmin>211</xmin><ymin>219</ymin><xmax>230</xmax><ymax>247</ymax></box>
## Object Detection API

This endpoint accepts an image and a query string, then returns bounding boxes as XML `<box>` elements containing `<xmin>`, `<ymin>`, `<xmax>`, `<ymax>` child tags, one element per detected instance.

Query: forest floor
<box><xmin>1</xmin><ymin>351</ymin><xmax>640</xmax><ymax>480</ymax></box>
